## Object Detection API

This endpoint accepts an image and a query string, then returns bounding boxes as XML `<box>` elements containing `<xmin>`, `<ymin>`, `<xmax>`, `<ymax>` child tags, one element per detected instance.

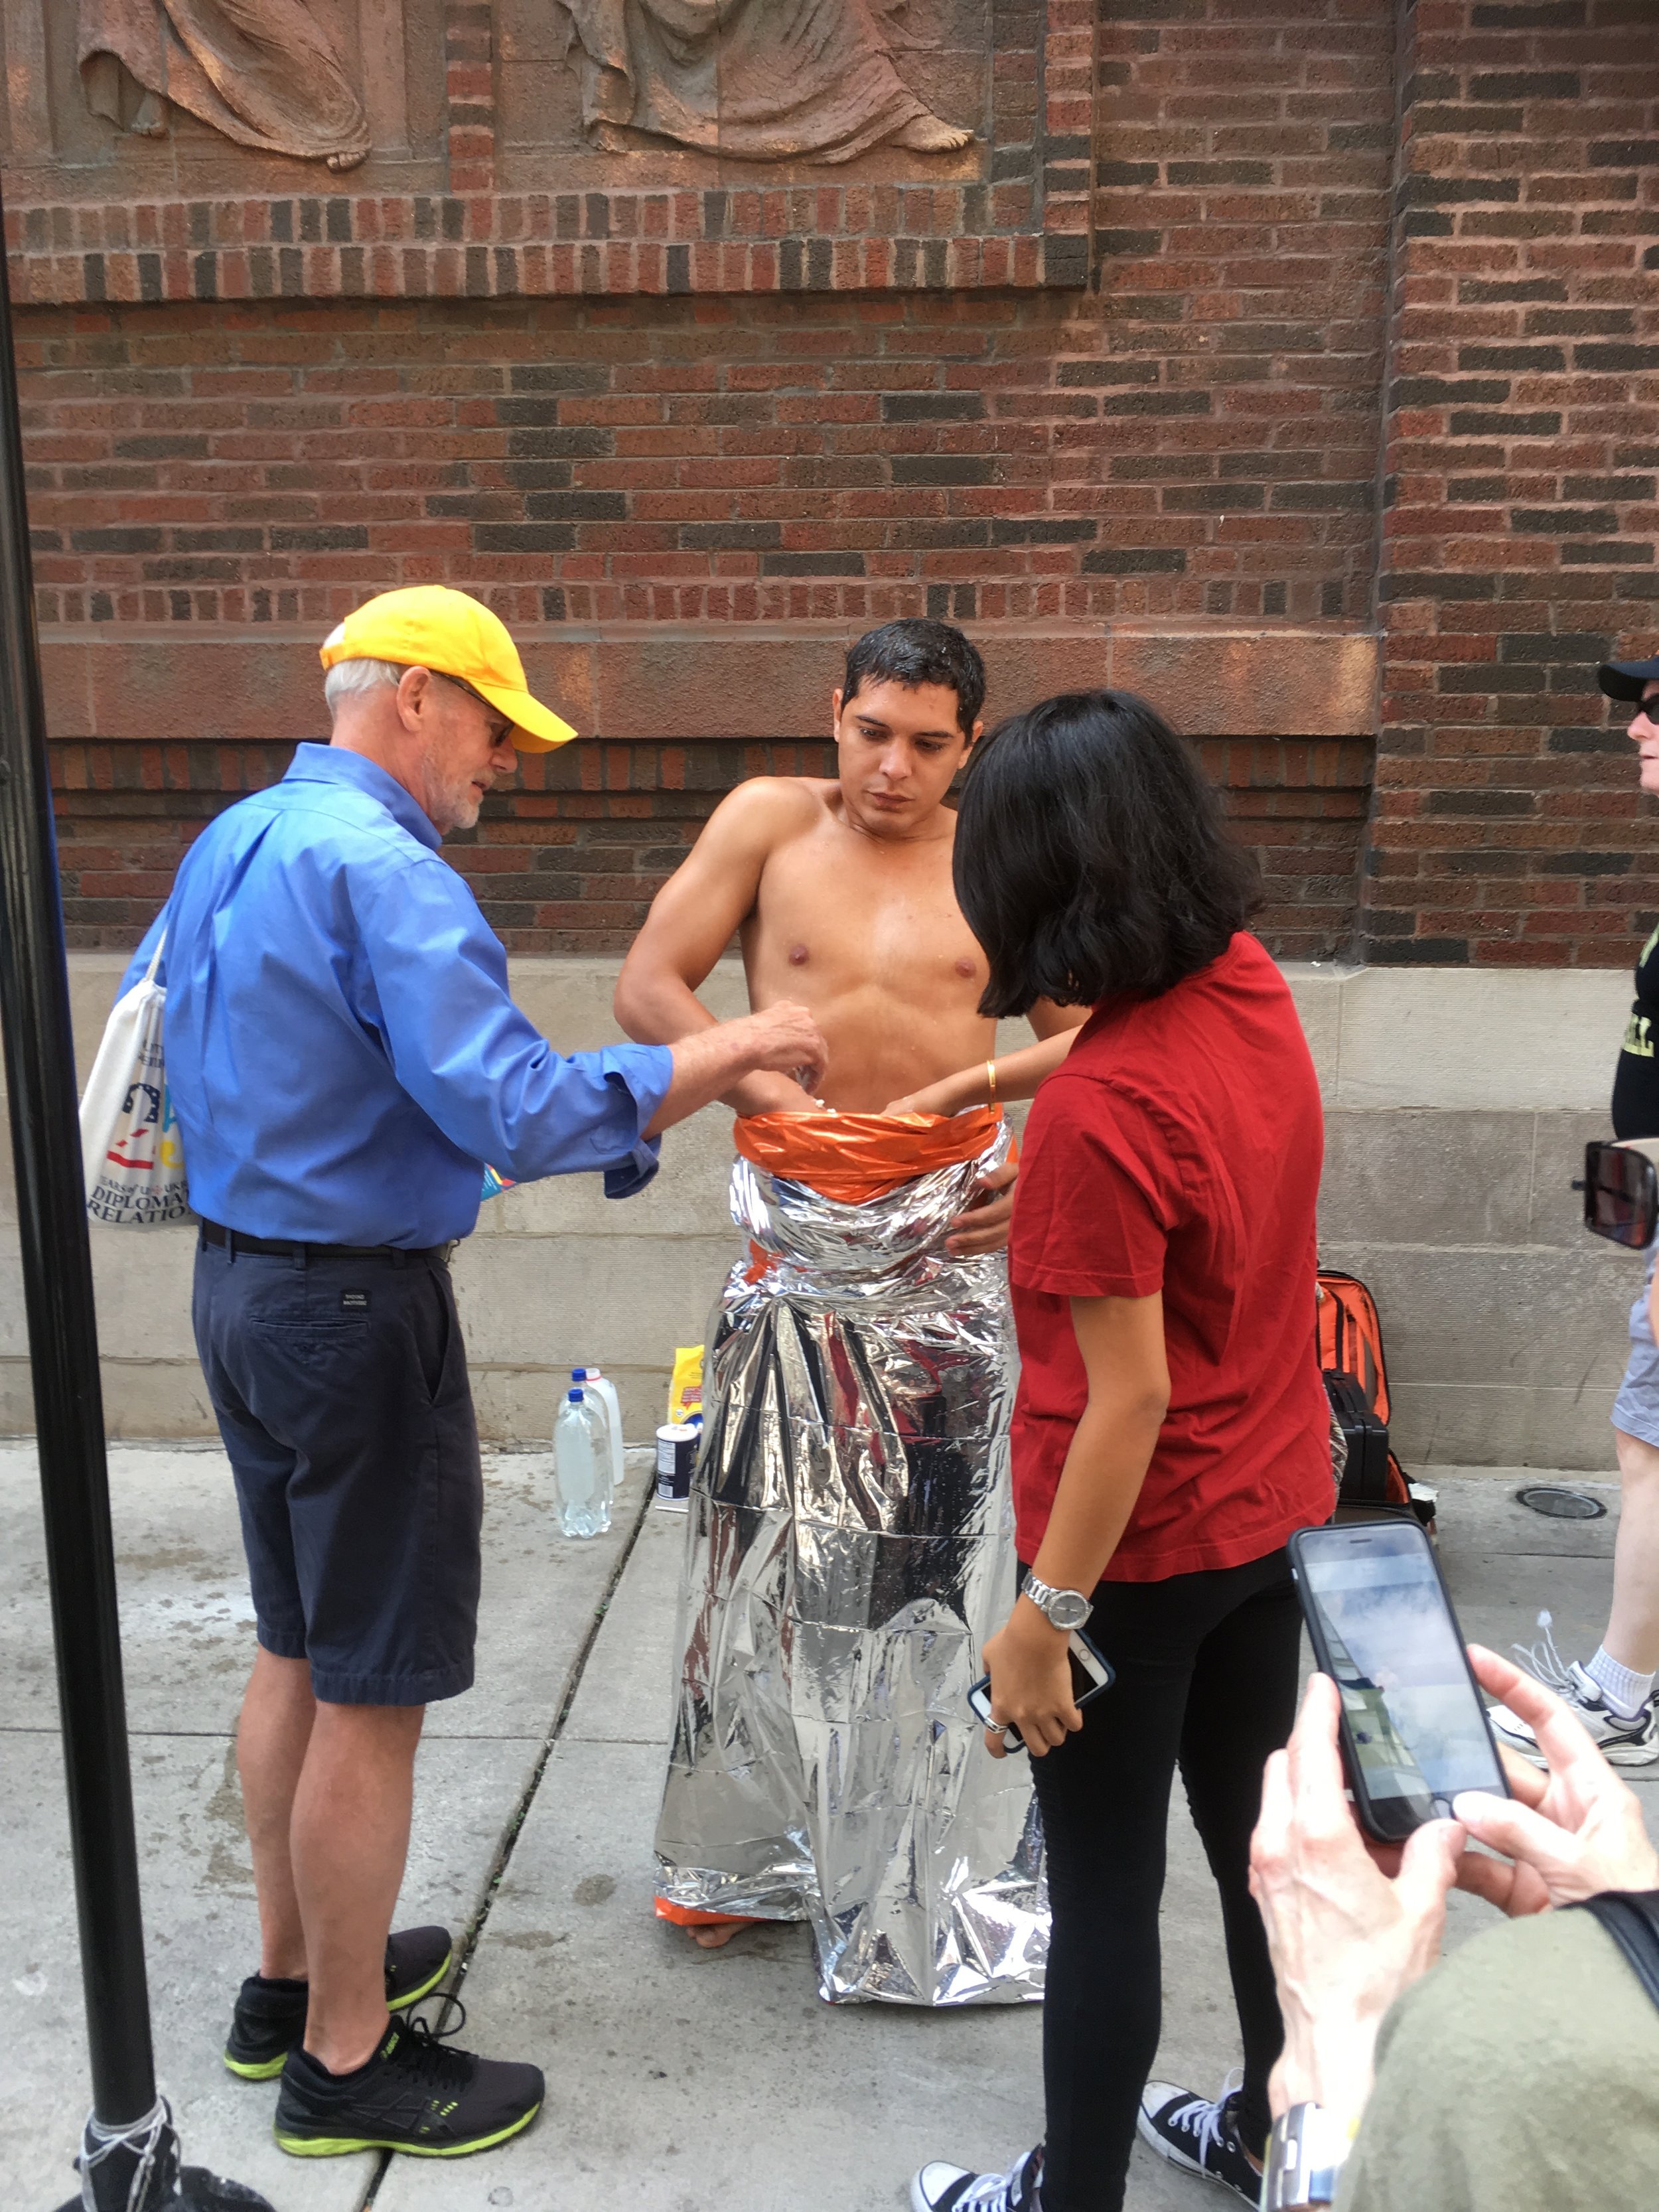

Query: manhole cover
<box><xmin>1515</xmin><ymin>1485</ymin><xmax>1607</xmax><ymax>1521</ymax></box>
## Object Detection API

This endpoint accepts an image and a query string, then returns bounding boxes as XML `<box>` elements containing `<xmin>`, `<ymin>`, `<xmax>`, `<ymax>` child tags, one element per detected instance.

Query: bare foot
<box><xmin>326</xmin><ymin>148</ymin><xmax>368</xmax><ymax>173</ymax></box>
<box><xmin>688</xmin><ymin>1921</ymin><xmax>746</xmax><ymax>1949</ymax></box>
<box><xmin>891</xmin><ymin>112</ymin><xmax>975</xmax><ymax>154</ymax></box>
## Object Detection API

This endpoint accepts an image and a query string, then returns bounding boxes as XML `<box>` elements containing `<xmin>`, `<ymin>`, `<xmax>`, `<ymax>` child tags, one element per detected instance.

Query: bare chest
<box><xmin>743</xmin><ymin>822</ymin><xmax>987</xmax><ymax>1011</ymax></box>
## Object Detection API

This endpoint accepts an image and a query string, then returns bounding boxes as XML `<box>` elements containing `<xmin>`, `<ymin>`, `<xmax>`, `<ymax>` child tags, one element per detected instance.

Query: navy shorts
<box><xmin>192</xmin><ymin>1236</ymin><xmax>482</xmax><ymax>1706</ymax></box>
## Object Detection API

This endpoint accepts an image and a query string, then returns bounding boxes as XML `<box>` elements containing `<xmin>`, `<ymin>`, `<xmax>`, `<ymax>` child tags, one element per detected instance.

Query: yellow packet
<box><xmin>668</xmin><ymin>1345</ymin><xmax>704</xmax><ymax>1426</ymax></box>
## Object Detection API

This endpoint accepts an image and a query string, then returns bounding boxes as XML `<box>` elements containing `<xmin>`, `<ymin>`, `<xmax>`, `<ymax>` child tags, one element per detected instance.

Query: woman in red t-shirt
<box><xmin>912</xmin><ymin>692</ymin><xmax>1333</xmax><ymax>2212</ymax></box>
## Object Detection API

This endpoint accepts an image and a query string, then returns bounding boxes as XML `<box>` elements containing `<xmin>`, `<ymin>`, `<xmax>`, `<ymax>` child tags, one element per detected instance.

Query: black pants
<box><xmin>1029</xmin><ymin>1548</ymin><xmax>1303</xmax><ymax>2212</ymax></box>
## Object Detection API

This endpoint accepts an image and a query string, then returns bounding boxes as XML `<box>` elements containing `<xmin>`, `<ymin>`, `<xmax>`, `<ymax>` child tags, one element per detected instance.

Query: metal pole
<box><xmin>0</xmin><ymin>188</ymin><xmax>271</xmax><ymax>2212</ymax></box>
<box><xmin>0</xmin><ymin>194</ymin><xmax>157</xmax><ymax>2132</ymax></box>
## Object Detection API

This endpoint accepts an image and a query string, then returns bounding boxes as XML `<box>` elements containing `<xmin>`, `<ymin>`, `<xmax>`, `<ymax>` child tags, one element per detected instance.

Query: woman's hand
<box><xmin>1250</xmin><ymin>1671</ymin><xmax>1465</xmax><ymax>2129</ymax></box>
<box><xmin>946</xmin><ymin>1158</ymin><xmax>1019</xmax><ymax>1257</ymax></box>
<box><xmin>1452</xmin><ymin>1645</ymin><xmax>1659</xmax><ymax>1913</ymax></box>
<box><xmin>981</xmin><ymin>1597</ymin><xmax>1082</xmax><ymax>1759</ymax></box>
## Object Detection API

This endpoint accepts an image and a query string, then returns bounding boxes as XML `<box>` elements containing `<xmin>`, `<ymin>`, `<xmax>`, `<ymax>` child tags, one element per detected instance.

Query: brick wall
<box><xmin>51</xmin><ymin>733</ymin><xmax>1370</xmax><ymax>959</ymax></box>
<box><xmin>7</xmin><ymin>0</ymin><xmax>1658</xmax><ymax>963</ymax></box>
<box><xmin>13</xmin><ymin>1</ymin><xmax>1396</xmax><ymax>630</ymax></box>
<box><xmin>1368</xmin><ymin>0</ymin><xmax>1659</xmax><ymax>964</ymax></box>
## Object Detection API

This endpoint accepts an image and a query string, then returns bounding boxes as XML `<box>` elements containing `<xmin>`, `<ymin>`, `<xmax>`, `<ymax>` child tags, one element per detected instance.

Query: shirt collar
<box><xmin>282</xmin><ymin>742</ymin><xmax>443</xmax><ymax>853</ymax></box>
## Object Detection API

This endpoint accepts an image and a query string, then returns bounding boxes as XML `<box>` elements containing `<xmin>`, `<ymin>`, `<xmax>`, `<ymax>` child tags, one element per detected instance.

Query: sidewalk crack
<box><xmin>356</xmin><ymin>1479</ymin><xmax>654</xmax><ymax>2209</ymax></box>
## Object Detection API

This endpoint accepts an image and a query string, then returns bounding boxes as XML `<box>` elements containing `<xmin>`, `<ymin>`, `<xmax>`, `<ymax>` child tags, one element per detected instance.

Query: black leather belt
<box><xmin>199</xmin><ymin>1220</ymin><xmax>445</xmax><ymax>1264</ymax></box>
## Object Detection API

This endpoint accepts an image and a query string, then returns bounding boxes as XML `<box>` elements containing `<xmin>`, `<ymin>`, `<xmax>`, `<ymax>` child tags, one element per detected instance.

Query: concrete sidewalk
<box><xmin>3</xmin><ymin>1447</ymin><xmax>1650</xmax><ymax>2212</ymax></box>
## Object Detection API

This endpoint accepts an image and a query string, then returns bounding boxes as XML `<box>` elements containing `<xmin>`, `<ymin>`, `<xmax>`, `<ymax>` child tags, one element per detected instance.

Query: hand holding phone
<box><xmin>969</xmin><ymin>1629</ymin><xmax>1114</xmax><ymax>1753</ymax></box>
<box><xmin>1289</xmin><ymin>1518</ymin><xmax>1508</xmax><ymax>1842</ymax></box>
<box><xmin>1451</xmin><ymin>1645</ymin><xmax>1659</xmax><ymax>1913</ymax></box>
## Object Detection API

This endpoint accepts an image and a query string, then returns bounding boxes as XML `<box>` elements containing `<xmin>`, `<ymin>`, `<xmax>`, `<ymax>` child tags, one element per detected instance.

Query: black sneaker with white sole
<box><xmin>223</xmin><ymin>1925</ymin><xmax>453</xmax><ymax>2081</ymax></box>
<box><xmin>911</xmin><ymin>2145</ymin><xmax>1043</xmax><ymax>2212</ymax></box>
<box><xmin>1137</xmin><ymin>2077</ymin><xmax>1263</xmax><ymax>2205</ymax></box>
<box><xmin>273</xmin><ymin>2005</ymin><xmax>543</xmax><ymax>2159</ymax></box>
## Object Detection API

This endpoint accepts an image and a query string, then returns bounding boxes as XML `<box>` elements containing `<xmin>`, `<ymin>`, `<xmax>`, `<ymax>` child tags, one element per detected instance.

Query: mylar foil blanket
<box><xmin>653</xmin><ymin>1112</ymin><xmax>1046</xmax><ymax>2005</ymax></box>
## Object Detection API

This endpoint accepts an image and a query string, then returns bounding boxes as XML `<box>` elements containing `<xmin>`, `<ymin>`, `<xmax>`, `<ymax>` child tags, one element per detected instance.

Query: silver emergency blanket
<box><xmin>653</xmin><ymin>1119</ymin><xmax>1046</xmax><ymax>2004</ymax></box>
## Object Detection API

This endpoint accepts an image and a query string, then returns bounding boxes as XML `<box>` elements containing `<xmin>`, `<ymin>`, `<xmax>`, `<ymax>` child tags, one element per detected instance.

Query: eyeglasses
<box><xmin>433</xmin><ymin>670</ymin><xmax>515</xmax><ymax>746</ymax></box>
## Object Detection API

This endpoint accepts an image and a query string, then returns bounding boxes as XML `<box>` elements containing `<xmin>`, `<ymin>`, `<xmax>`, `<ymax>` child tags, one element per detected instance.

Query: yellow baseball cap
<box><xmin>319</xmin><ymin>585</ymin><xmax>577</xmax><ymax>750</ymax></box>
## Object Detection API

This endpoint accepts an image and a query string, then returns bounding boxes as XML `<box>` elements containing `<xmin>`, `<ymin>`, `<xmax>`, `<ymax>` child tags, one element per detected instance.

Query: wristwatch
<box><xmin>1021</xmin><ymin>1575</ymin><xmax>1092</xmax><ymax>1631</ymax></box>
<box><xmin>1262</xmin><ymin>2103</ymin><xmax>1352</xmax><ymax>2209</ymax></box>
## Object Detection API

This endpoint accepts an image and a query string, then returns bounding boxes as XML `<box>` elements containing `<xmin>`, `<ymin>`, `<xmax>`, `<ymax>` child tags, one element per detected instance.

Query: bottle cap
<box><xmin>567</xmin><ymin>1388</ymin><xmax>582</xmax><ymax>1402</ymax></box>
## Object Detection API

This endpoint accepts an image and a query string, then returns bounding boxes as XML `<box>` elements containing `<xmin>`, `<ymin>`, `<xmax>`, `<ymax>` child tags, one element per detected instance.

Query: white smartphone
<box><xmin>968</xmin><ymin>1629</ymin><xmax>1114</xmax><ymax>1751</ymax></box>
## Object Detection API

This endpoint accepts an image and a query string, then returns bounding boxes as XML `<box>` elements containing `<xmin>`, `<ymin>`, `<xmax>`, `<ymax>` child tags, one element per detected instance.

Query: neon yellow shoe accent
<box><xmin>223</xmin><ymin>1941</ymin><xmax>450</xmax><ymax>2083</ymax></box>
<box><xmin>223</xmin><ymin>2050</ymin><xmax>287</xmax><ymax>2083</ymax></box>
<box><xmin>275</xmin><ymin>2101</ymin><xmax>541</xmax><ymax>2160</ymax></box>
<box><xmin>388</xmin><ymin>1949</ymin><xmax>452</xmax><ymax>2012</ymax></box>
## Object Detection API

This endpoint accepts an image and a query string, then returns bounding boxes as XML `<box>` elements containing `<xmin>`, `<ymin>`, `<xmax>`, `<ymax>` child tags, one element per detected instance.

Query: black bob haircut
<box><xmin>954</xmin><ymin>689</ymin><xmax>1261</xmax><ymax>1017</ymax></box>
<box><xmin>842</xmin><ymin>619</ymin><xmax>986</xmax><ymax>737</ymax></box>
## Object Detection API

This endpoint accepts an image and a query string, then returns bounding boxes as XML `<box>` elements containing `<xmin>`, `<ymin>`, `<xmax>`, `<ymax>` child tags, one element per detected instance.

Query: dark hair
<box><xmin>842</xmin><ymin>619</ymin><xmax>985</xmax><ymax>736</ymax></box>
<box><xmin>954</xmin><ymin>690</ymin><xmax>1261</xmax><ymax>1015</ymax></box>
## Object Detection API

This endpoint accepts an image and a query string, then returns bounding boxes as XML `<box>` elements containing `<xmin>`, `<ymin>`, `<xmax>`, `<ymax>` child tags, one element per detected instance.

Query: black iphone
<box><xmin>968</xmin><ymin>1630</ymin><xmax>1114</xmax><ymax>1751</ymax></box>
<box><xmin>1288</xmin><ymin>1518</ymin><xmax>1509</xmax><ymax>1842</ymax></box>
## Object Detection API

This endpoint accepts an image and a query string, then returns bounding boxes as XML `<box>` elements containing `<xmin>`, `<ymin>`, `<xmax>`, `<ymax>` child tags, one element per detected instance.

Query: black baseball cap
<box><xmin>1599</xmin><ymin>655</ymin><xmax>1659</xmax><ymax>702</ymax></box>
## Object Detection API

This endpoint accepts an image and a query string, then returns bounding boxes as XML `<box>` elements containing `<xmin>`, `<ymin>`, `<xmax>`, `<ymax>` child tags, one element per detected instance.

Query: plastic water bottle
<box><xmin>553</xmin><ymin>1388</ymin><xmax>612</xmax><ymax>1538</ymax></box>
<box><xmin>572</xmin><ymin>1366</ymin><xmax>625</xmax><ymax>1495</ymax></box>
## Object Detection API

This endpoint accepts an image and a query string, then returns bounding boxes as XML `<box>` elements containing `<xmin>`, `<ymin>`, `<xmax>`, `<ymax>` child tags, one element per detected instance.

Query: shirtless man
<box><xmin>614</xmin><ymin>621</ymin><xmax>1082</xmax><ymax>1206</ymax></box>
<box><xmin>616</xmin><ymin>620</ymin><xmax>1084</xmax><ymax>2004</ymax></box>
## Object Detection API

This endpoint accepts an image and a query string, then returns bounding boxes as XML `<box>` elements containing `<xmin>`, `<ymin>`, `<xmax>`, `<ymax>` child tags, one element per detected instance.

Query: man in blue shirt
<box><xmin>119</xmin><ymin>586</ymin><xmax>824</xmax><ymax>2161</ymax></box>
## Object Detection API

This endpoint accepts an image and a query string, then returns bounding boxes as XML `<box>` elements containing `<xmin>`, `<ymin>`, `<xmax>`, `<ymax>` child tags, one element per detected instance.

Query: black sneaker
<box><xmin>911</xmin><ymin>2146</ymin><xmax>1043</xmax><ymax>2212</ymax></box>
<box><xmin>224</xmin><ymin>1925</ymin><xmax>453</xmax><ymax>2080</ymax></box>
<box><xmin>273</xmin><ymin>2007</ymin><xmax>543</xmax><ymax>2159</ymax></box>
<box><xmin>1137</xmin><ymin>2076</ymin><xmax>1262</xmax><ymax>2205</ymax></box>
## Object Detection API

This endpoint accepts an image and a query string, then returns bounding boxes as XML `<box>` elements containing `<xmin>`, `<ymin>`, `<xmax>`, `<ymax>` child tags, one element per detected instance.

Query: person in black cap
<box><xmin>1489</xmin><ymin>650</ymin><xmax>1659</xmax><ymax>1769</ymax></box>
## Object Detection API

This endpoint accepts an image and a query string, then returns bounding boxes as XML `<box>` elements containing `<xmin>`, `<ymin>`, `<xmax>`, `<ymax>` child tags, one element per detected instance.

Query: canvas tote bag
<box><xmin>78</xmin><ymin>934</ymin><xmax>190</xmax><ymax>1227</ymax></box>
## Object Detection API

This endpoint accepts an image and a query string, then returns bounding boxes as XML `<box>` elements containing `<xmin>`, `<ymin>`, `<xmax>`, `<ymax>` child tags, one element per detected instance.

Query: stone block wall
<box><xmin>9</xmin><ymin>952</ymin><xmax>1640</xmax><ymax>1468</ymax></box>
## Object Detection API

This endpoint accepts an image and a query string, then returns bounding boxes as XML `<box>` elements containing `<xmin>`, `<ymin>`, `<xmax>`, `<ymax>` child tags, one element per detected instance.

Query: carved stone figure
<box><xmin>557</xmin><ymin>0</ymin><xmax>974</xmax><ymax>164</ymax></box>
<box><xmin>78</xmin><ymin>0</ymin><xmax>370</xmax><ymax>170</ymax></box>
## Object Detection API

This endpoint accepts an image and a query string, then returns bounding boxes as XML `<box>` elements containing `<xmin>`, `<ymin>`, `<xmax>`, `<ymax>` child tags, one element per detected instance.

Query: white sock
<box><xmin>1585</xmin><ymin>1645</ymin><xmax>1656</xmax><ymax>1720</ymax></box>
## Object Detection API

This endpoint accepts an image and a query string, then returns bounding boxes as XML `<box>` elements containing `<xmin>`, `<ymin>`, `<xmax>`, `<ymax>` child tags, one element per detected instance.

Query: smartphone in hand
<box><xmin>1289</xmin><ymin>1517</ymin><xmax>1509</xmax><ymax>1842</ymax></box>
<box><xmin>968</xmin><ymin>1629</ymin><xmax>1115</xmax><ymax>1752</ymax></box>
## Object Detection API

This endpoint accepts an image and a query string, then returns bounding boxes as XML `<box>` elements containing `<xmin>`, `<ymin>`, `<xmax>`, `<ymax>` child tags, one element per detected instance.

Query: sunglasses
<box><xmin>1577</xmin><ymin>1139</ymin><xmax>1659</xmax><ymax>1249</ymax></box>
<box><xmin>434</xmin><ymin>670</ymin><xmax>515</xmax><ymax>745</ymax></box>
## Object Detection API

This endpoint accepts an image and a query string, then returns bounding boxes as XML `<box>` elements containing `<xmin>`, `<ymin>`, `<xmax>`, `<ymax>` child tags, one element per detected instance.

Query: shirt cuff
<box><xmin>600</xmin><ymin>1045</ymin><xmax>674</xmax><ymax>1200</ymax></box>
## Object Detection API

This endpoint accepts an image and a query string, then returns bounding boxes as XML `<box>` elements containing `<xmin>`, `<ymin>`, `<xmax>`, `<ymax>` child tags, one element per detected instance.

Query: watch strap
<box><xmin>1263</xmin><ymin>2102</ymin><xmax>1352</xmax><ymax>2210</ymax></box>
<box><xmin>1022</xmin><ymin>1575</ymin><xmax>1092</xmax><ymax>1629</ymax></box>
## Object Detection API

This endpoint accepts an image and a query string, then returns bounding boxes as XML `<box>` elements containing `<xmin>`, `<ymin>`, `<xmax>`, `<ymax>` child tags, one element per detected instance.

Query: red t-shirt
<box><xmin>1009</xmin><ymin>932</ymin><xmax>1331</xmax><ymax>1579</ymax></box>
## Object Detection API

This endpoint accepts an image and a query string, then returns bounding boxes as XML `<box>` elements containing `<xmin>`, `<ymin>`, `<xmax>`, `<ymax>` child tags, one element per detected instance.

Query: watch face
<box><xmin>1046</xmin><ymin>1589</ymin><xmax>1090</xmax><ymax>1630</ymax></box>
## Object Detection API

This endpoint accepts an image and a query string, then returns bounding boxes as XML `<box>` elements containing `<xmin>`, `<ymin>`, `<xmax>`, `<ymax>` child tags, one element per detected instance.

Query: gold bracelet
<box><xmin>986</xmin><ymin>1058</ymin><xmax>997</xmax><ymax>1102</ymax></box>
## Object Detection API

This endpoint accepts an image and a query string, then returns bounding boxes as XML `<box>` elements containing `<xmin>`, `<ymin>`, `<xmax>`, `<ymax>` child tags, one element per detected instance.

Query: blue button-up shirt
<box><xmin>119</xmin><ymin>744</ymin><xmax>674</xmax><ymax>1246</ymax></box>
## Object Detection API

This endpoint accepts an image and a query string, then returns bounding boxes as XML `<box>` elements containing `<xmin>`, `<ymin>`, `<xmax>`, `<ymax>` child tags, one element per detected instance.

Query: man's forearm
<box><xmin>644</xmin><ymin>1015</ymin><xmax>818</xmax><ymax>1136</ymax></box>
<box><xmin>618</xmin><ymin>968</ymin><xmax>818</xmax><ymax>1117</ymax></box>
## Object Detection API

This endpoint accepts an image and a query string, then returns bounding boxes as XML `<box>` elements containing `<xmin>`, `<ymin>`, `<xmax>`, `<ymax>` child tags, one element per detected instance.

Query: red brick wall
<box><xmin>10</xmin><ymin>0</ymin><xmax>1658</xmax><ymax>964</ymax></box>
<box><xmin>1369</xmin><ymin>0</ymin><xmax>1659</xmax><ymax>964</ymax></box>
<box><xmin>51</xmin><ymin>735</ymin><xmax>1370</xmax><ymax>960</ymax></box>
<box><xmin>17</xmin><ymin>1</ymin><xmax>1395</xmax><ymax>629</ymax></box>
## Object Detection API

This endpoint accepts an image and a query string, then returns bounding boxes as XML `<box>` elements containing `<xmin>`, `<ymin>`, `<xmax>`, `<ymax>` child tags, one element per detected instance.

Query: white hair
<box><xmin>323</xmin><ymin>656</ymin><xmax>406</xmax><ymax>716</ymax></box>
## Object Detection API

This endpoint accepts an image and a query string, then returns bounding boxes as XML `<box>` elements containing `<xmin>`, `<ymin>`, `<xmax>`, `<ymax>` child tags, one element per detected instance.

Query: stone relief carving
<box><xmin>77</xmin><ymin>0</ymin><xmax>371</xmax><ymax>169</ymax></box>
<box><xmin>555</xmin><ymin>0</ymin><xmax>974</xmax><ymax>163</ymax></box>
